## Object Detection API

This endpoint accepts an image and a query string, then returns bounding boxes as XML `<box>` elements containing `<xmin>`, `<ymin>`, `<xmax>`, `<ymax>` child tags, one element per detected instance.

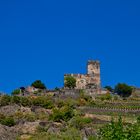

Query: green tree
<box><xmin>64</xmin><ymin>76</ymin><xmax>76</xmax><ymax>89</ymax></box>
<box><xmin>104</xmin><ymin>86</ymin><xmax>113</xmax><ymax>92</ymax></box>
<box><xmin>11</xmin><ymin>89</ymin><xmax>20</xmax><ymax>95</ymax></box>
<box><xmin>115</xmin><ymin>83</ymin><xmax>133</xmax><ymax>97</ymax></box>
<box><xmin>31</xmin><ymin>80</ymin><xmax>46</xmax><ymax>89</ymax></box>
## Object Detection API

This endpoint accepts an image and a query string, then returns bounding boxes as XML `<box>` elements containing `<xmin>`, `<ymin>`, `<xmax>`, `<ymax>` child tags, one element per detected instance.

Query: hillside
<box><xmin>0</xmin><ymin>90</ymin><xmax>140</xmax><ymax>140</ymax></box>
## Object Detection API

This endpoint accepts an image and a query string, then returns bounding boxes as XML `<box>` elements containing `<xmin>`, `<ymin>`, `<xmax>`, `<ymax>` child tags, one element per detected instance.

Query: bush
<box><xmin>31</xmin><ymin>80</ymin><xmax>46</xmax><ymax>89</ymax></box>
<box><xmin>20</xmin><ymin>97</ymin><xmax>32</xmax><ymax>107</ymax></box>
<box><xmin>11</xmin><ymin>96</ymin><xmax>21</xmax><ymax>104</ymax></box>
<box><xmin>98</xmin><ymin>117</ymin><xmax>140</xmax><ymax>140</ymax></box>
<box><xmin>0</xmin><ymin>95</ymin><xmax>11</xmax><ymax>106</ymax></box>
<box><xmin>104</xmin><ymin>86</ymin><xmax>113</xmax><ymax>92</ymax></box>
<box><xmin>29</xmin><ymin>127</ymin><xmax>82</xmax><ymax>140</ymax></box>
<box><xmin>11</xmin><ymin>89</ymin><xmax>20</xmax><ymax>95</ymax></box>
<box><xmin>99</xmin><ymin>93</ymin><xmax>112</xmax><ymax>101</ymax></box>
<box><xmin>69</xmin><ymin>116</ymin><xmax>92</xmax><ymax>129</ymax></box>
<box><xmin>49</xmin><ymin>105</ymin><xmax>75</xmax><ymax>122</ymax></box>
<box><xmin>0</xmin><ymin>116</ymin><xmax>16</xmax><ymax>127</ymax></box>
<box><xmin>24</xmin><ymin>113</ymin><xmax>36</xmax><ymax>122</ymax></box>
<box><xmin>64</xmin><ymin>76</ymin><xmax>76</xmax><ymax>89</ymax></box>
<box><xmin>32</xmin><ymin>97</ymin><xmax>54</xmax><ymax>109</ymax></box>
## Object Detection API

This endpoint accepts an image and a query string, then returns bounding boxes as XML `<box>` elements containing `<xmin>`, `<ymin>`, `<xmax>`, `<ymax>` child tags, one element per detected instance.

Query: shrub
<box><xmin>98</xmin><ymin>117</ymin><xmax>140</xmax><ymax>140</ymax></box>
<box><xmin>56</xmin><ymin>100</ymin><xmax>65</xmax><ymax>108</ymax></box>
<box><xmin>113</xmin><ymin>95</ymin><xmax>119</xmax><ymax>101</ymax></box>
<box><xmin>20</xmin><ymin>97</ymin><xmax>31</xmax><ymax>107</ymax></box>
<box><xmin>49</xmin><ymin>105</ymin><xmax>75</xmax><ymax>122</ymax></box>
<box><xmin>99</xmin><ymin>117</ymin><xmax>124</xmax><ymax>140</ymax></box>
<box><xmin>99</xmin><ymin>93</ymin><xmax>112</xmax><ymax>101</ymax></box>
<box><xmin>31</xmin><ymin>80</ymin><xmax>46</xmax><ymax>89</ymax></box>
<box><xmin>0</xmin><ymin>95</ymin><xmax>11</xmax><ymax>106</ymax></box>
<box><xmin>137</xmin><ymin>116</ymin><xmax>140</xmax><ymax>124</ymax></box>
<box><xmin>29</xmin><ymin>127</ymin><xmax>82</xmax><ymax>140</ymax></box>
<box><xmin>32</xmin><ymin>97</ymin><xmax>54</xmax><ymax>109</ymax></box>
<box><xmin>11</xmin><ymin>96</ymin><xmax>21</xmax><ymax>104</ymax></box>
<box><xmin>104</xmin><ymin>86</ymin><xmax>113</xmax><ymax>92</ymax></box>
<box><xmin>24</xmin><ymin>113</ymin><xmax>36</xmax><ymax>122</ymax></box>
<box><xmin>11</xmin><ymin>89</ymin><xmax>20</xmax><ymax>95</ymax></box>
<box><xmin>0</xmin><ymin>114</ymin><xmax>5</xmax><ymax>122</ymax></box>
<box><xmin>0</xmin><ymin>117</ymin><xmax>16</xmax><ymax>127</ymax></box>
<box><xmin>69</xmin><ymin>116</ymin><xmax>92</xmax><ymax>129</ymax></box>
<box><xmin>64</xmin><ymin>76</ymin><xmax>76</xmax><ymax>89</ymax></box>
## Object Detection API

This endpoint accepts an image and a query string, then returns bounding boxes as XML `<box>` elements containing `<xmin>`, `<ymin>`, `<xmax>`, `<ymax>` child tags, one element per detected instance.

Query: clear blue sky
<box><xmin>0</xmin><ymin>0</ymin><xmax>140</xmax><ymax>93</ymax></box>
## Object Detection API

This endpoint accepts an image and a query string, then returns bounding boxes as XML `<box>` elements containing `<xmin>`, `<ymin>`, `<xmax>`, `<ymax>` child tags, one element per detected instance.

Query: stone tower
<box><xmin>64</xmin><ymin>60</ymin><xmax>101</xmax><ymax>93</ymax></box>
<box><xmin>87</xmin><ymin>60</ymin><xmax>101</xmax><ymax>88</ymax></box>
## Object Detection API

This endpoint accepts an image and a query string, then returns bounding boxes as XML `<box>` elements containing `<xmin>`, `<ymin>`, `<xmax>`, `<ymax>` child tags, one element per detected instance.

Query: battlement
<box><xmin>88</xmin><ymin>60</ymin><xmax>100</xmax><ymax>65</ymax></box>
<box><xmin>64</xmin><ymin>60</ymin><xmax>101</xmax><ymax>94</ymax></box>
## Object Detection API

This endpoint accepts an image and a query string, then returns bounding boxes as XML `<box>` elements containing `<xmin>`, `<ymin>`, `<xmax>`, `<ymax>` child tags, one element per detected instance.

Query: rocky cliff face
<box><xmin>0</xmin><ymin>124</ymin><xmax>17</xmax><ymax>140</ymax></box>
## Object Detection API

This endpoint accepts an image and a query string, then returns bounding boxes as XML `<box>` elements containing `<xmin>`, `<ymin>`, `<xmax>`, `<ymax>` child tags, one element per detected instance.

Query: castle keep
<box><xmin>64</xmin><ymin>60</ymin><xmax>101</xmax><ymax>93</ymax></box>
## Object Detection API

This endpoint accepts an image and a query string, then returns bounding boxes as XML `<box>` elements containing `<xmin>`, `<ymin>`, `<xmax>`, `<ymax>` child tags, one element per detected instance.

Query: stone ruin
<box><xmin>64</xmin><ymin>60</ymin><xmax>101</xmax><ymax>94</ymax></box>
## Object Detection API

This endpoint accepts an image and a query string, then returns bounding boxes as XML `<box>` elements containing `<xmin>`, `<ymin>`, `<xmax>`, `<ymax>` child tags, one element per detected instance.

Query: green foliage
<box><xmin>12</xmin><ymin>89</ymin><xmax>20</xmax><ymax>95</ymax></box>
<box><xmin>0</xmin><ymin>95</ymin><xmax>11</xmax><ymax>106</ymax></box>
<box><xmin>11</xmin><ymin>96</ymin><xmax>32</xmax><ymax>106</ymax></box>
<box><xmin>69</xmin><ymin>116</ymin><xmax>92</xmax><ymax>129</ymax></box>
<box><xmin>64</xmin><ymin>76</ymin><xmax>76</xmax><ymax>89</ymax></box>
<box><xmin>0</xmin><ymin>116</ymin><xmax>15</xmax><ymax>127</ymax></box>
<box><xmin>104</xmin><ymin>86</ymin><xmax>113</xmax><ymax>92</ymax></box>
<box><xmin>11</xmin><ymin>96</ymin><xmax>21</xmax><ymax>104</ymax></box>
<box><xmin>24</xmin><ymin>113</ymin><xmax>36</xmax><ymax>122</ymax></box>
<box><xmin>32</xmin><ymin>97</ymin><xmax>54</xmax><ymax>109</ymax></box>
<box><xmin>115</xmin><ymin>83</ymin><xmax>133</xmax><ymax>97</ymax></box>
<box><xmin>20</xmin><ymin>97</ymin><xmax>31</xmax><ymax>107</ymax></box>
<box><xmin>29</xmin><ymin>127</ymin><xmax>82</xmax><ymax>140</ymax></box>
<box><xmin>98</xmin><ymin>116</ymin><xmax>140</xmax><ymax>140</ymax></box>
<box><xmin>31</xmin><ymin>80</ymin><xmax>46</xmax><ymax>89</ymax></box>
<box><xmin>78</xmin><ymin>90</ymin><xmax>93</xmax><ymax>106</ymax></box>
<box><xmin>113</xmin><ymin>95</ymin><xmax>119</xmax><ymax>101</ymax></box>
<box><xmin>49</xmin><ymin>105</ymin><xmax>75</xmax><ymax>122</ymax></box>
<box><xmin>80</xmin><ymin>90</ymin><xmax>92</xmax><ymax>102</ymax></box>
<box><xmin>99</xmin><ymin>93</ymin><xmax>112</xmax><ymax>101</ymax></box>
<box><xmin>137</xmin><ymin>116</ymin><xmax>140</xmax><ymax>124</ymax></box>
<box><xmin>54</xmin><ymin>87</ymin><xmax>60</xmax><ymax>91</ymax></box>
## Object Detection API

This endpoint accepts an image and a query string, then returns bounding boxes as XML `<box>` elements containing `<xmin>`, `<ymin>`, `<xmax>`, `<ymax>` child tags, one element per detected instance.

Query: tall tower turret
<box><xmin>87</xmin><ymin>60</ymin><xmax>101</xmax><ymax>88</ymax></box>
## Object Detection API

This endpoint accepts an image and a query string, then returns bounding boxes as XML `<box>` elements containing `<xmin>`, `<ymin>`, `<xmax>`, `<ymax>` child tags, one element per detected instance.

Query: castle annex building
<box><xmin>64</xmin><ymin>60</ymin><xmax>101</xmax><ymax>93</ymax></box>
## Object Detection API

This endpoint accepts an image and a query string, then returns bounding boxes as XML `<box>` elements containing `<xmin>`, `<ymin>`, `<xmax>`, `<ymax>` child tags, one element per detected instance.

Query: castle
<box><xmin>64</xmin><ymin>60</ymin><xmax>101</xmax><ymax>94</ymax></box>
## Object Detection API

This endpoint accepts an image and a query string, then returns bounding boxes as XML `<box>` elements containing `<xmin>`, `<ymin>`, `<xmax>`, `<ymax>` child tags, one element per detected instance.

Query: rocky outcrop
<box><xmin>14</xmin><ymin>121</ymin><xmax>40</xmax><ymax>135</ymax></box>
<box><xmin>0</xmin><ymin>104</ymin><xmax>20</xmax><ymax>116</ymax></box>
<box><xmin>0</xmin><ymin>124</ymin><xmax>18</xmax><ymax>140</ymax></box>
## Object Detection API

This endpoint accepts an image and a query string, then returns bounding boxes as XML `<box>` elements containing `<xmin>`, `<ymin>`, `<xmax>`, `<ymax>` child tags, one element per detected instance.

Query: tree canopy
<box><xmin>115</xmin><ymin>83</ymin><xmax>133</xmax><ymax>97</ymax></box>
<box><xmin>31</xmin><ymin>80</ymin><xmax>46</xmax><ymax>89</ymax></box>
<box><xmin>64</xmin><ymin>76</ymin><xmax>76</xmax><ymax>89</ymax></box>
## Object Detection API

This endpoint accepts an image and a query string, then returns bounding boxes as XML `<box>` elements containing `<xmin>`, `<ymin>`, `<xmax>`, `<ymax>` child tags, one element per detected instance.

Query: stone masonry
<box><xmin>64</xmin><ymin>60</ymin><xmax>101</xmax><ymax>94</ymax></box>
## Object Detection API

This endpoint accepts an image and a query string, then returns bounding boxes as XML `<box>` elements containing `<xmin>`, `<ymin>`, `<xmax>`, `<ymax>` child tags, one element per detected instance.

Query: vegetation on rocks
<box><xmin>0</xmin><ymin>87</ymin><xmax>140</xmax><ymax>140</ymax></box>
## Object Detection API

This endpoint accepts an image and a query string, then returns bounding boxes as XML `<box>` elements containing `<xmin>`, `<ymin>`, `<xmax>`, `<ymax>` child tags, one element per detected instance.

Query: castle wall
<box><xmin>64</xmin><ymin>60</ymin><xmax>101</xmax><ymax>94</ymax></box>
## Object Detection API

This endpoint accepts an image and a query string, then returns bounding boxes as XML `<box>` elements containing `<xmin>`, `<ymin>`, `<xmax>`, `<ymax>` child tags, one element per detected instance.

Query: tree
<box><xmin>104</xmin><ymin>86</ymin><xmax>113</xmax><ymax>92</ymax></box>
<box><xmin>31</xmin><ymin>80</ymin><xmax>46</xmax><ymax>89</ymax></box>
<box><xmin>64</xmin><ymin>76</ymin><xmax>76</xmax><ymax>89</ymax></box>
<box><xmin>11</xmin><ymin>89</ymin><xmax>20</xmax><ymax>95</ymax></box>
<box><xmin>114</xmin><ymin>83</ymin><xmax>133</xmax><ymax>97</ymax></box>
